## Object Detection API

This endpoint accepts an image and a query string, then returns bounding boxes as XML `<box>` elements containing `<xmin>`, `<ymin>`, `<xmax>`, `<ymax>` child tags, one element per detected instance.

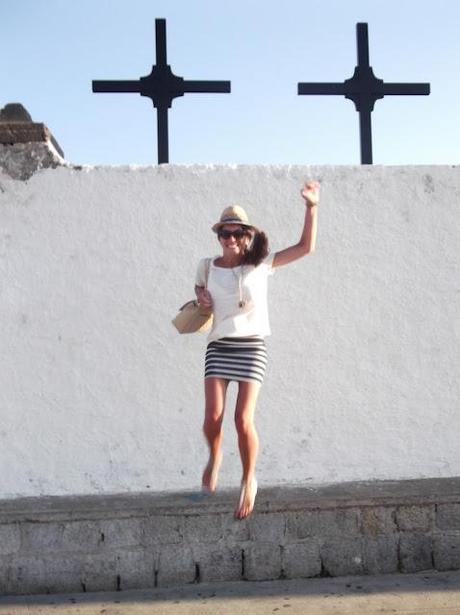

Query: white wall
<box><xmin>1</xmin><ymin>164</ymin><xmax>459</xmax><ymax>498</ymax></box>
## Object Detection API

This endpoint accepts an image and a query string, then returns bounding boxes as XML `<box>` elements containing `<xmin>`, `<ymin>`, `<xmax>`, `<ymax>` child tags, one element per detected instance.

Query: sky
<box><xmin>1</xmin><ymin>0</ymin><xmax>459</xmax><ymax>166</ymax></box>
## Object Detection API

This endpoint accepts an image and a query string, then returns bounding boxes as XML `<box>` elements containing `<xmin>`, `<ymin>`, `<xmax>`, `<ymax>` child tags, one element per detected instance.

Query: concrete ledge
<box><xmin>1</xmin><ymin>477</ymin><xmax>460</xmax><ymax>595</ymax></box>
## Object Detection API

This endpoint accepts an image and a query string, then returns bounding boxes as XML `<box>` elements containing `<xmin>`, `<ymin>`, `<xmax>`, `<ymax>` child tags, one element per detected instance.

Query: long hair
<box><xmin>242</xmin><ymin>230</ymin><xmax>269</xmax><ymax>267</ymax></box>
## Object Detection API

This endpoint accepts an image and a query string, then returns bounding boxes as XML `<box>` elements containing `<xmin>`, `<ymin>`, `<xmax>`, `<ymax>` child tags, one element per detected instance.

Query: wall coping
<box><xmin>2</xmin><ymin>477</ymin><xmax>460</xmax><ymax>523</ymax></box>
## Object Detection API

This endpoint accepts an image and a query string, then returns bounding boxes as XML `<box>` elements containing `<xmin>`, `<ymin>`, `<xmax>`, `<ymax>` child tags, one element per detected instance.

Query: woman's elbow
<box><xmin>300</xmin><ymin>242</ymin><xmax>314</xmax><ymax>256</ymax></box>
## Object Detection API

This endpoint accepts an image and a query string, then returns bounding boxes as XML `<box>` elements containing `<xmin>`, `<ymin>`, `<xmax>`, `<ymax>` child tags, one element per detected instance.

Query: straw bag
<box><xmin>172</xmin><ymin>259</ymin><xmax>213</xmax><ymax>334</ymax></box>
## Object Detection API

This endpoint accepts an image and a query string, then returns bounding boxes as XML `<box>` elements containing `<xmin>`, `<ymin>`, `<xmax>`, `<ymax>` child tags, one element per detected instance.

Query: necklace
<box><xmin>231</xmin><ymin>265</ymin><xmax>246</xmax><ymax>309</ymax></box>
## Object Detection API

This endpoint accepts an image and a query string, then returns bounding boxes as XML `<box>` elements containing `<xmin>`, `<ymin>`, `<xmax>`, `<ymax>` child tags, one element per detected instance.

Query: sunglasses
<box><xmin>218</xmin><ymin>229</ymin><xmax>248</xmax><ymax>240</ymax></box>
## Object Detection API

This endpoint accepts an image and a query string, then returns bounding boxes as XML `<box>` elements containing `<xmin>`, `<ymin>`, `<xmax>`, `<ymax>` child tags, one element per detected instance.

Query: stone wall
<box><xmin>1</xmin><ymin>478</ymin><xmax>460</xmax><ymax>595</ymax></box>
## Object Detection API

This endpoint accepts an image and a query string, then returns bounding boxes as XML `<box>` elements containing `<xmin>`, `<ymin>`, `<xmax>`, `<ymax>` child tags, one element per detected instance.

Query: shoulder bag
<box><xmin>172</xmin><ymin>258</ymin><xmax>213</xmax><ymax>334</ymax></box>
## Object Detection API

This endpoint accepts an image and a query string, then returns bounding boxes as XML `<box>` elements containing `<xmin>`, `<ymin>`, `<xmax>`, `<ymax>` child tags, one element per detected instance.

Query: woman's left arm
<box><xmin>272</xmin><ymin>181</ymin><xmax>320</xmax><ymax>268</ymax></box>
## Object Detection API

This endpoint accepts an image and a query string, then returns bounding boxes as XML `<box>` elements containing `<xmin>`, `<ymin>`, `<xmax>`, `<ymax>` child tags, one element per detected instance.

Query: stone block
<box><xmin>98</xmin><ymin>518</ymin><xmax>143</xmax><ymax>549</ymax></box>
<box><xmin>143</xmin><ymin>515</ymin><xmax>183</xmax><ymax>545</ymax></box>
<box><xmin>285</xmin><ymin>511</ymin><xmax>318</xmax><ymax>540</ymax></box>
<box><xmin>0</xmin><ymin>523</ymin><xmax>21</xmax><ymax>555</ymax></box>
<box><xmin>20</xmin><ymin>522</ymin><xmax>64</xmax><ymax>553</ymax></box>
<box><xmin>437</xmin><ymin>504</ymin><xmax>460</xmax><ymax>531</ymax></box>
<box><xmin>192</xmin><ymin>545</ymin><xmax>242</xmax><ymax>582</ymax></box>
<box><xmin>61</xmin><ymin>520</ymin><xmax>103</xmax><ymax>552</ymax></box>
<box><xmin>282</xmin><ymin>540</ymin><xmax>321</xmax><ymax>578</ymax></box>
<box><xmin>398</xmin><ymin>533</ymin><xmax>433</xmax><ymax>573</ymax></box>
<box><xmin>363</xmin><ymin>534</ymin><xmax>399</xmax><ymax>574</ymax></box>
<box><xmin>361</xmin><ymin>507</ymin><xmax>397</xmax><ymax>536</ymax></box>
<box><xmin>0</xmin><ymin>562</ymin><xmax>10</xmax><ymax>596</ymax></box>
<box><xmin>221</xmin><ymin>514</ymin><xmax>250</xmax><ymax>543</ymax></box>
<box><xmin>287</xmin><ymin>508</ymin><xmax>361</xmax><ymax>541</ymax></box>
<box><xmin>320</xmin><ymin>537</ymin><xmax>364</xmax><ymax>576</ymax></box>
<box><xmin>156</xmin><ymin>544</ymin><xmax>196</xmax><ymax>587</ymax></box>
<box><xmin>0</xmin><ymin>142</ymin><xmax>64</xmax><ymax>180</ymax></box>
<box><xmin>78</xmin><ymin>552</ymin><xmax>119</xmax><ymax>593</ymax></box>
<box><xmin>183</xmin><ymin>514</ymin><xmax>223</xmax><ymax>543</ymax></box>
<box><xmin>433</xmin><ymin>533</ymin><xmax>460</xmax><ymax>571</ymax></box>
<box><xmin>243</xmin><ymin>543</ymin><xmax>282</xmax><ymax>581</ymax></box>
<box><xmin>107</xmin><ymin>549</ymin><xmax>156</xmax><ymax>591</ymax></box>
<box><xmin>248</xmin><ymin>513</ymin><xmax>285</xmax><ymax>543</ymax></box>
<box><xmin>318</xmin><ymin>508</ymin><xmax>361</xmax><ymax>537</ymax></box>
<box><xmin>4</xmin><ymin>554</ymin><xmax>87</xmax><ymax>595</ymax></box>
<box><xmin>396</xmin><ymin>505</ymin><xmax>434</xmax><ymax>532</ymax></box>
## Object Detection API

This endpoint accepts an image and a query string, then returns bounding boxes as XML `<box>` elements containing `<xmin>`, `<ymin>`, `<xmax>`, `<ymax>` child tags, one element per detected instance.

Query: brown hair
<box><xmin>242</xmin><ymin>230</ymin><xmax>269</xmax><ymax>267</ymax></box>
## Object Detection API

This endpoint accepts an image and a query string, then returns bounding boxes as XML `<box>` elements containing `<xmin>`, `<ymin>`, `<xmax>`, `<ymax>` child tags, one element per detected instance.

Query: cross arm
<box><xmin>92</xmin><ymin>80</ymin><xmax>141</xmax><ymax>93</ymax></box>
<box><xmin>383</xmin><ymin>83</ymin><xmax>430</xmax><ymax>96</ymax></box>
<box><xmin>183</xmin><ymin>80</ymin><xmax>231</xmax><ymax>93</ymax></box>
<box><xmin>298</xmin><ymin>83</ymin><xmax>346</xmax><ymax>95</ymax></box>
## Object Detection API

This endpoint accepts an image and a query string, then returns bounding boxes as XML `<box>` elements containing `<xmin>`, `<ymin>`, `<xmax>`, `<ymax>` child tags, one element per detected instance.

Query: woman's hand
<box><xmin>301</xmin><ymin>181</ymin><xmax>320</xmax><ymax>207</ymax></box>
<box><xmin>196</xmin><ymin>287</ymin><xmax>213</xmax><ymax>309</ymax></box>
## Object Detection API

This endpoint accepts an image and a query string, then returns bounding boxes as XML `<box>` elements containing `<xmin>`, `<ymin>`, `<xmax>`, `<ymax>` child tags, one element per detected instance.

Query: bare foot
<box><xmin>202</xmin><ymin>452</ymin><xmax>223</xmax><ymax>492</ymax></box>
<box><xmin>235</xmin><ymin>477</ymin><xmax>258</xmax><ymax>519</ymax></box>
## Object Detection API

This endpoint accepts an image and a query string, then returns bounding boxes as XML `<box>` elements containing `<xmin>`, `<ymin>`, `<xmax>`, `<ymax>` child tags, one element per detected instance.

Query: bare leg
<box><xmin>202</xmin><ymin>377</ymin><xmax>228</xmax><ymax>492</ymax></box>
<box><xmin>234</xmin><ymin>380</ymin><xmax>261</xmax><ymax>519</ymax></box>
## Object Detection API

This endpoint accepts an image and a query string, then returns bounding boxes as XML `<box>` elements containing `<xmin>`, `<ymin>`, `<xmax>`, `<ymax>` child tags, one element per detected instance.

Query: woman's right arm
<box><xmin>195</xmin><ymin>286</ymin><xmax>213</xmax><ymax>308</ymax></box>
<box><xmin>195</xmin><ymin>258</ymin><xmax>213</xmax><ymax>308</ymax></box>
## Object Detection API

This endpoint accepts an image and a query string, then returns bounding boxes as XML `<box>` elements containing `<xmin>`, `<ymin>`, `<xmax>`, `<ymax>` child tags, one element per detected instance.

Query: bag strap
<box><xmin>204</xmin><ymin>258</ymin><xmax>211</xmax><ymax>290</ymax></box>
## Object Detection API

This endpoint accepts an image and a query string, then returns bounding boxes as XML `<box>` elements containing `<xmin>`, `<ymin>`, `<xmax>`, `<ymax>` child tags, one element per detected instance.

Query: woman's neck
<box><xmin>216</xmin><ymin>254</ymin><xmax>244</xmax><ymax>268</ymax></box>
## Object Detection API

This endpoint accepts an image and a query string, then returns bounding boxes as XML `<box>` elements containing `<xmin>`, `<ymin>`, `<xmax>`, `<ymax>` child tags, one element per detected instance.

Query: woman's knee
<box><xmin>203</xmin><ymin>410</ymin><xmax>223</xmax><ymax>437</ymax></box>
<box><xmin>234</xmin><ymin>412</ymin><xmax>255</xmax><ymax>437</ymax></box>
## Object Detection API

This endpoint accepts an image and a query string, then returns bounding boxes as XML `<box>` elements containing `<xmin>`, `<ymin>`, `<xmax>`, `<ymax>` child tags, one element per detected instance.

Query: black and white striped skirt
<box><xmin>205</xmin><ymin>336</ymin><xmax>268</xmax><ymax>384</ymax></box>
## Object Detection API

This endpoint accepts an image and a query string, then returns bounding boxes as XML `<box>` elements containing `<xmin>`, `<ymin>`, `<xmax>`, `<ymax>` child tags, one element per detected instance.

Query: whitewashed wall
<box><xmin>1</xmin><ymin>164</ymin><xmax>459</xmax><ymax>498</ymax></box>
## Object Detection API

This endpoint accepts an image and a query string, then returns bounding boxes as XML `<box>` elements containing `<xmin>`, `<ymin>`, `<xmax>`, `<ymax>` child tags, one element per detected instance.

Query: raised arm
<box><xmin>272</xmin><ymin>181</ymin><xmax>319</xmax><ymax>268</ymax></box>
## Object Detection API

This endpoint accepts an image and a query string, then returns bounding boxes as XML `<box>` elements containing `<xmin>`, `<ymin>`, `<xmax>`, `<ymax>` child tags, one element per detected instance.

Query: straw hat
<box><xmin>212</xmin><ymin>205</ymin><xmax>258</xmax><ymax>233</ymax></box>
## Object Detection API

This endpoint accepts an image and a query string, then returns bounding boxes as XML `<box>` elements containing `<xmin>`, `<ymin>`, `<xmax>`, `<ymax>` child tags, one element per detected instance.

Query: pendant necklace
<box><xmin>231</xmin><ymin>265</ymin><xmax>246</xmax><ymax>309</ymax></box>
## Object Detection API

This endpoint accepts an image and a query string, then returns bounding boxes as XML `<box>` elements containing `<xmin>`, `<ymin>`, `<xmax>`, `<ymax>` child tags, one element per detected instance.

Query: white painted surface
<box><xmin>1</xmin><ymin>164</ymin><xmax>459</xmax><ymax>498</ymax></box>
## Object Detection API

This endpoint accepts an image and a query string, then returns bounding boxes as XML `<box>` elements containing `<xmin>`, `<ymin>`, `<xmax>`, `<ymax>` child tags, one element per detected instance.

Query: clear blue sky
<box><xmin>2</xmin><ymin>0</ymin><xmax>459</xmax><ymax>166</ymax></box>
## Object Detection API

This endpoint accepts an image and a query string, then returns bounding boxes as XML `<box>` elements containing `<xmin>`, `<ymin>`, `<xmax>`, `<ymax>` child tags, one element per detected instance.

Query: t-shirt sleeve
<box><xmin>195</xmin><ymin>258</ymin><xmax>208</xmax><ymax>287</ymax></box>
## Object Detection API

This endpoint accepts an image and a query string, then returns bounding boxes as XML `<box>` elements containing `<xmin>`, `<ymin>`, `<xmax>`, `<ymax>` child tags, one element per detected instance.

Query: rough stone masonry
<box><xmin>1</xmin><ymin>478</ymin><xmax>460</xmax><ymax>595</ymax></box>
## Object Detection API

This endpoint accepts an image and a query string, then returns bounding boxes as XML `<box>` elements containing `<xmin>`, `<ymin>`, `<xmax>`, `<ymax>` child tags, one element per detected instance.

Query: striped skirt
<box><xmin>205</xmin><ymin>336</ymin><xmax>268</xmax><ymax>384</ymax></box>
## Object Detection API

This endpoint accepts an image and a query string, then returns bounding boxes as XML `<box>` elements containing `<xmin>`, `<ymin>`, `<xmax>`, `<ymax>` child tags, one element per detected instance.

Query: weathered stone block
<box><xmin>282</xmin><ymin>540</ymin><xmax>321</xmax><ymax>578</ymax></box>
<box><xmin>0</xmin><ymin>523</ymin><xmax>21</xmax><ymax>555</ymax></box>
<box><xmin>143</xmin><ymin>516</ymin><xmax>183</xmax><ymax>545</ymax></box>
<box><xmin>156</xmin><ymin>544</ymin><xmax>196</xmax><ymax>587</ymax></box>
<box><xmin>98</xmin><ymin>518</ymin><xmax>143</xmax><ymax>549</ymax></box>
<box><xmin>363</xmin><ymin>534</ymin><xmax>399</xmax><ymax>574</ymax></box>
<box><xmin>399</xmin><ymin>533</ymin><xmax>433</xmax><ymax>573</ymax></box>
<box><xmin>361</xmin><ymin>507</ymin><xmax>397</xmax><ymax>536</ymax></box>
<box><xmin>0</xmin><ymin>562</ymin><xmax>10</xmax><ymax>596</ymax></box>
<box><xmin>433</xmin><ymin>533</ymin><xmax>460</xmax><ymax>571</ymax></box>
<box><xmin>61</xmin><ymin>521</ymin><xmax>103</xmax><ymax>552</ymax></box>
<box><xmin>222</xmin><ymin>514</ymin><xmax>250</xmax><ymax>543</ymax></box>
<box><xmin>317</xmin><ymin>508</ymin><xmax>361</xmax><ymax>537</ymax></box>
<box><xmin>20</xmin><ymin>522</ymin><xmax>64</xmax><ymax>553</ymax></box>
<box><xmin>396</xmin><ymin>505</ymin><xmax>434</xmax><ymax>532</ymax></box>
<box><xmin>0</xmin><ymin>142</ymin><xmax>64</xmax><ymax>180</ymax></box>
<box><xmin>109</xmin><ymin>549</ymin><xmax>156</xmax><ymax>591</ymax></box>
<box><xmin>192</xmin><ymin>545</ymin><xmax>242</xmax><ymax>582</ymax></box>
<box><xmin>287</xmin><ymin>508</ymin><xmax>361</xmax><ymax>541</ymax></box>
<box><xmin>4</xmin><ymin>554</ymin><xmax>87</xmax><ymax>595</ymax></box>
<box><xmin>243</xmin><ymin>543</ymin><xmax>282</xmax><ymax>581</ymax></box>
<box><xmin>248</xmin><ymin>513</ymin><xmax>285</xmax><ymax>543</ymax></box>
<box><xmin>285</xmin><ymin>511</ymin><xmax>318</xmax><ymax>540</ymax></box>
<box><xmin>183</xmin><ymin>514</ymin><xmax>223</xmax><ymax>543</ymax></box>
<box><xmin>320</xmin><ymin>537</ymin><xmax>364</xmax><ymax>576</ymax></box>
<box><xmin>437</xmin><ymin>504</ymin><xmax>460</xmax><ymax>531</ymax></box>
<box><xmin>78</xmin><ymin>553</ymin><xmax>119</xmax><ymax>593</ymax></box>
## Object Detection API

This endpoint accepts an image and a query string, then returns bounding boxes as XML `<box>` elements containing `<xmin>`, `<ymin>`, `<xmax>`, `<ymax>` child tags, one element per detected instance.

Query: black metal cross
<box><xmin>298</xmin><ymin>23</ymin><xmax>430</xmax><ymax>164</ymax></box>
<box><xmin>92</xmin><ymin>19</ymin><xmax>231</xmax><ymax>164</ymax></box>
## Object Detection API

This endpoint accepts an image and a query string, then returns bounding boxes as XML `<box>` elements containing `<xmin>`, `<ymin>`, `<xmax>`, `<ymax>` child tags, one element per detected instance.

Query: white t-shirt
<box><xmin>195</xmin><ymin>254</ymin><xmax>275</xmax><ymax>342</ymax></box>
